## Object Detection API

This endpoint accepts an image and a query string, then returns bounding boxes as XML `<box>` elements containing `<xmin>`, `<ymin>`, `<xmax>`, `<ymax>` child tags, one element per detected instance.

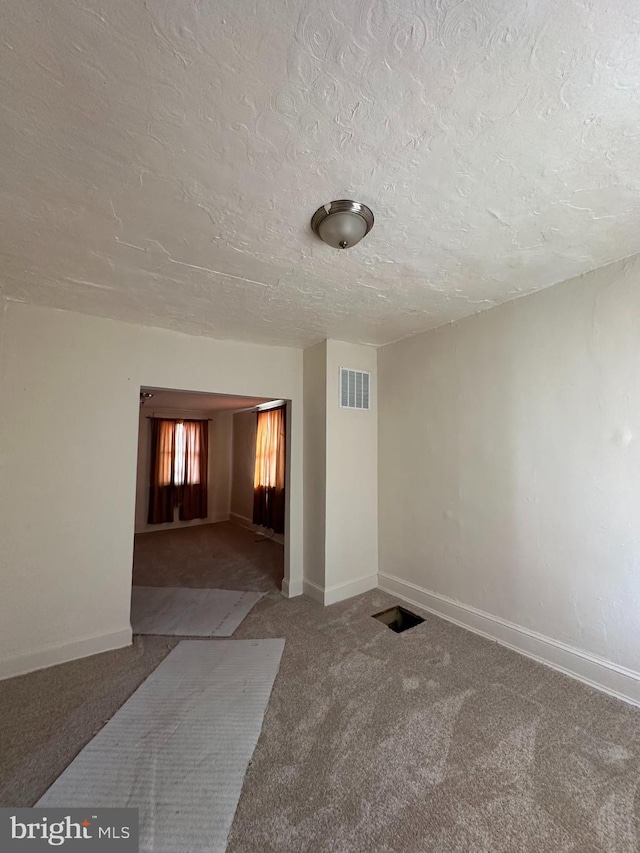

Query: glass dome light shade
<box><xmin>317</xmin><ymin>211</ymin><xmax>368</xmax><ymax>249</ymax></box>
<box><xmin>311</xmin><ymin>200</ymin><xmax>374</xmax><ymax>249</ymax></box>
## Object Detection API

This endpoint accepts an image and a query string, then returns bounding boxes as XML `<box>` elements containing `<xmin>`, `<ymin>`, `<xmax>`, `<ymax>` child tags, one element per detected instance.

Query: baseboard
<box><xmin>135</xmin><ymin>515</ymin><xmax>229</xmax><ymax>535</ymax></box>
<box><xmin>378</xmin><ymin>572</ymin><xmax>640</xmax><ymax>708</ymax></box>
<box><xmin>229</xmin><ymin>512</ymin><xmax>255</xmax><ymax>532</ymax></box>
<box><xmin>282</xmin><ymin>577</ymin><xmax>304</xmax><ymax>598</ymax></box>
<box><xmin>303</xmin><ymin>579</ymin><xmax>325</xmax><ymax>604</ymax></box>
<box><xmin>303</xmin><ymin>573</ymin><xmax>378</xmax><ymax>606</ymax></box>
<box><xmin>0</xmin><ymin>627</ymin><xmax>133</xmax><ymax>681</ymax></box>
<box><xmin>325</xmin><ymin>573</ymin><xmax>378</xmax><ymax>605</ymax></box>
<box><xmin>229</xmin><ymin>512</ymin><xmax>284</xmax><ymax>546</ymax></box>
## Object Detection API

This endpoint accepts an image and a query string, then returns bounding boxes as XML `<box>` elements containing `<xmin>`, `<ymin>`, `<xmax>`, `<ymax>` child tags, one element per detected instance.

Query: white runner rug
<box><xmin>130</xmin><ymin>586</ymin><xmax>265</xmax><ymax>636</ymax></box>
<box><xmin>37</xmin><ymin>639</ymin><xmax>285</xmax><ymax>853</ymax></box>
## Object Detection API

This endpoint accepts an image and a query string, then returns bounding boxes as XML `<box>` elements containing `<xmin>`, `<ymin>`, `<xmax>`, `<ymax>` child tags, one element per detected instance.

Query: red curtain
<box><xmin>147</xmin><ymin>419</ymin><xmax>208</xmax><ymax>524</ymax></box>
<box><xmin>252</xmin><ymin>406</ymin><xmax>286</xmax><ymax>534</ymax></box>
<box><xmin>148</xmin><ymin>419</ymin><xmax>175</xmax><ymax>524</ymax></box>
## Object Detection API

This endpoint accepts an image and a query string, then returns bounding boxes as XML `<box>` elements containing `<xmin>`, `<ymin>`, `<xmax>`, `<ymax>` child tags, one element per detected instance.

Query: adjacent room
<box><xmin>130</xmin><ymin>388</ymin><xmax>287</xmax><ymax>637</ymax></box>
<box><xmin>1</xmin><ymin>1</ymin><xmax>639</xmax><ymax>851</ymax></box>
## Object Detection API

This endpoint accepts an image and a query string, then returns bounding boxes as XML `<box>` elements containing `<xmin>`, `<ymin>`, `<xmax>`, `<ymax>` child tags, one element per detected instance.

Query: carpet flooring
<box><xmin>228</xmin><ymin>591</ymin><xmax>640</xmax><ymax>853</ymax></box>
<box><xmin>132</xmin><ymin>521</ymin><xmax>284</xmax><ymax>592</ymax></box>
<box><xmin>37</xmin><ymin>640</ymin><xmax>285</xmax><ymax>853</ymax></box>
<box><xmin>2</xmin><ymin>523</ymin><xmax>640</xmax><ymax>850</ymax></box>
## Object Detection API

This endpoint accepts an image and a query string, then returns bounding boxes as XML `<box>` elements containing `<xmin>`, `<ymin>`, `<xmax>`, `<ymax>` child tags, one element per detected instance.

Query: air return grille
<box><xmin>339</xmin><ymin>368</ymin><xmax>370</xmax><ymax>410</ymax></box>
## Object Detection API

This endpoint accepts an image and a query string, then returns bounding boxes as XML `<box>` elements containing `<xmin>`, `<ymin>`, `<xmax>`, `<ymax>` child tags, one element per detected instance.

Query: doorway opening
<box><xmin>130</xmin><ymin>387</ymin><xmax>288</xmax><ymax>635</ymax></box>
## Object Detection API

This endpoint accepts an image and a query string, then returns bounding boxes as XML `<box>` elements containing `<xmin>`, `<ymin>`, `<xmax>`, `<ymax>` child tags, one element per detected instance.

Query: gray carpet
<box><xmin>132</xmin><ymin>521</ymin><xmax>283</xmax><ymax>592</ymax></box>
<box><xmin>228</xmin><ymin>591</ymin><xmax>640</xmax><ymax>853</ymax></box>
<box><xmin>2</xmin><ymin>589</ymin><xmax>640</xmax><ymax>850</ymax></box>
<box><xmin>3</xmin><ymin>518</ymin><xmax>640</xmax><ymax>851</ymax></box>
<box><xmin>0</xmin><ymin>634</ymin><xmax>178</xmax><ymax>808</ymax></box>
<box><xmin>37</xmin><ymin>640</ymin><xmax>285</xmax><ymax>853</ymax></box>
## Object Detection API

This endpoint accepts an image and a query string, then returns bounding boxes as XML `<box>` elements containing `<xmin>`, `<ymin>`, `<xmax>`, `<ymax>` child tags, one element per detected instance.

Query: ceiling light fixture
<box><xmin>311</xmin><ymin>200</ymin><xmax>374</xmax><ymax>250</ymax></box>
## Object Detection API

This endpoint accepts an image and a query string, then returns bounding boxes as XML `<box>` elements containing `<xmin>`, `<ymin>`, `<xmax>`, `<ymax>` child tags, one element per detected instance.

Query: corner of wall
<box><xmin>302</xmin><ymin>574</ymin><xmax>378</xmax><ymax>606</ymax></box>
<box><xmin>303</xmin><ymin>341</ymin><xmax>328</xmax><ymax>591</ymax></box>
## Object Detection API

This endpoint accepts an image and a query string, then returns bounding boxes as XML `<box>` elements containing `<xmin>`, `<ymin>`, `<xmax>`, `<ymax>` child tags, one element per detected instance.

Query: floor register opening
<box><xmin>372</xmin><ymin>605</ymin><xmax>425</xmax><ymax>633</ymax></box>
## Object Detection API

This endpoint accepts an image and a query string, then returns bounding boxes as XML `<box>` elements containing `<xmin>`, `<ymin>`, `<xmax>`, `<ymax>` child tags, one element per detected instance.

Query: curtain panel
<box><xmin>252</xmin><ymin>406</ymin><xmax>286</xmax><ymax>534</ymax></box>
<box><xmin>148</xmin><ymin>419</ymin><xmax>176</xmax><ymax>524</ymax></box>
<box><xmin>180</xmin><ymin>419</ymin><xmax>208</xmax><ymax>521</ymax></box>
<box><xmin>147</xmin><ymin>418</ymin><xmax>208</xmax><ymax>524</ymax></box>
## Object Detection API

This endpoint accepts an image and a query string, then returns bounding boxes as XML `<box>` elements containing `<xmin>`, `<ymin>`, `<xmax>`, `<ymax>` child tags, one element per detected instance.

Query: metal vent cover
<box><xmin>339</xmin><ymin>368</ymin><xmax>370</xmax><ymax>410</ymax></box>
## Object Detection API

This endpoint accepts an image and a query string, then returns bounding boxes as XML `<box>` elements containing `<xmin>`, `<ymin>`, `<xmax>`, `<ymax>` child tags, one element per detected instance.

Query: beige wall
<box><xmin>303</xmin><ymin>340</ymin><xmax>378</xmax><ymax>602</ymax></box>
<box><xmin>209</xmin><ymin>412</ymin><xmax>233</xmax><ymax>522</ymax></box>
<box><xmin>230</xmin><ymin>410</ymin><xmax>257</xmax><ymax>523</ymax></box>
<box><xmin>0</xmin><ymin>301</ymin><xmax>303</xmax><ymax>678</ymax></box>
<box><xmin>134</xmin><ymin>410</ymin><xmax>150</xmax><ymax>530</ymax></box>
<box><xmin>134</xmin><ymin>409</ymin><xmax>232</xmax><ymax>533</ymax></box>
<box><xmin>303</xmin><ymin>342</ymin><xmax>327</xmax><ymax>589</ymax></box>
<box><xmin>378</xmin><ymin>255</ymin><xmax>640</xmax><ymax>694</ymax></box>
<box><xmin>324</xmin><ymin>341</ymin><xmax>378</xmax><ymax>599</ymax></box>
<box><xmin>8</xmin><ymin>256</ymin><xmax>637</xmax><ymax>702</ymax></box>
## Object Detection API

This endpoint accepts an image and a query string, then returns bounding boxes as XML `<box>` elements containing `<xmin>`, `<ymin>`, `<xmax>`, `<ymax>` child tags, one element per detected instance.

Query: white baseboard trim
<box><xmin>303</xmin><ymin>579</ymin><xmax>325</xmax><ymax>604</ymax></box>
<box><xmin>229</xmin><ymin>512</ymin><xmax>254</xmax><ymax>531</ymax></box>
<box><xmin>325</xmin><ymin>573</ymin><xmax>378</xmax><ymax>606</ymax></box>
<box><xmin>0</xmin><ymin>627</ymin><xmax>133</xmax><ymax>682</ymax></box>
<box><xmin>229</xmin><ymin>513</ymin><xmax>284</xmax><ymax>545</ymax></box>
<box><xmin>281</xmin><ymin>576</ymin><xmax>303</xmax><ymax>598</ymax></box>
<box><xmin>303</xmin><ymin>573</ymin><xmax>378</xmax><ymax>606</ymax></box>
<box><xmin>378</xmin><ymin>572</ymin><xmax>640</xmax><ymax>708</ymax></box>
<box><xmin>135</xmin><ymin>514</ymin><xmax>230</xmax><ymax>535</ymax></box>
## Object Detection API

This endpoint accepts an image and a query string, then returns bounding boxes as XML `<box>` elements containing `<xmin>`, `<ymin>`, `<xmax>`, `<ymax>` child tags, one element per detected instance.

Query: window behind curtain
<box><xmin>174</xmin><ymin>421</ymin><xmax>202</xmax><ymax>486</ymax></box>
<box><xmin>253</xmin><ymin>406</ymin><xmax>286</xmax><ymax>533</ymax></box>
<box><xmin>254</xmin><ymin>409</ymin><xmax>283</xmax><ymax>488</ymax></box>
<box><xmin>148</xmin><ymin>418</ymin><xmax>208</xmax><ymax>524</ymax></box>
<box><xmin>185</xmin><ymin>421</ymin><xmax>203</xmax><ymax>485</ymax></box>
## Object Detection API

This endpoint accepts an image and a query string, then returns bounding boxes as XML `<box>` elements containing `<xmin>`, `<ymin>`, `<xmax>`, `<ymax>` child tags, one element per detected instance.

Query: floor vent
<box><xmin>373</xmin><ymin>605</ymin><xmax>424</xmax><ymax>633</ymax></box>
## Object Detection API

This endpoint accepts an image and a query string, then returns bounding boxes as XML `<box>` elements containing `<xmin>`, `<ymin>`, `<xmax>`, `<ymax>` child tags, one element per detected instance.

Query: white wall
<box><xmin>209</xmin><ymin>412</ymin><xmax>233</xmax><ymax>522</ymax></box>
<box><xmin>324</xmin><ymin>341</ymin><xmax>378</xmax><ymax>601</ymax></box>
<box><xmin>230</xmin><ymin>409</ymin><xmax>257</xmax><ymax>525</ymax></box>
<box><xmin>134</xmin><ymin>410</ymin><xmax>150</xmax><ymax>530</ymax></box>
<box><xmin>303</xmin><ymin>341</ymin><xmax>327</xmax><ymax>590</ymax></box>
<box><xmin>134</xmin><ymin>409</ymin><xmax>232</xmax><ymax>533</ymax></box>
<box><xmin>303</xmin><ymin>340</ymin><xmax>378</xmax><ymax>604</ymax></box>
<box><xmin>0</xmin><ymin>301</ymin><xmax>303</xmax><ymax>678</ymax></box>
<box><xmin>378</xmin><ymin>255</ymin><xmax>640</xmax><ymax>703</ymax></box>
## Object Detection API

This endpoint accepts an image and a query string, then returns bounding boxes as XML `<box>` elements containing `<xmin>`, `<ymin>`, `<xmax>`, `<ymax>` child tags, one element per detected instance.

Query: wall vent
<box><xmin>339</xmin><ymin>368</ymin><xmax>370</xmax><ymax>410</ymax></box>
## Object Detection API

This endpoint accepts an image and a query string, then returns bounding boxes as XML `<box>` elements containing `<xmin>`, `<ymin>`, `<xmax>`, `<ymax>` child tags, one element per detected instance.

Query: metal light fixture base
<box><xmin>311</xmin><ymin>200</ymin><xmax>375</xmax><ymax>249</ymax></box>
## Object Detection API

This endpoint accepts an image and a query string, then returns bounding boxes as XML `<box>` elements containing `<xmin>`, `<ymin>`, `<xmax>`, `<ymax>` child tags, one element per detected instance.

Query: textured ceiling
<box><xmin>1</xmin><ymin>0</ymin><xmax>640</xmax><ymax>348</ymax></box>
<box><xmin>142</xmin><ymin>389</ymin><xmax>273</xmax><ymax>414</ymax></box>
